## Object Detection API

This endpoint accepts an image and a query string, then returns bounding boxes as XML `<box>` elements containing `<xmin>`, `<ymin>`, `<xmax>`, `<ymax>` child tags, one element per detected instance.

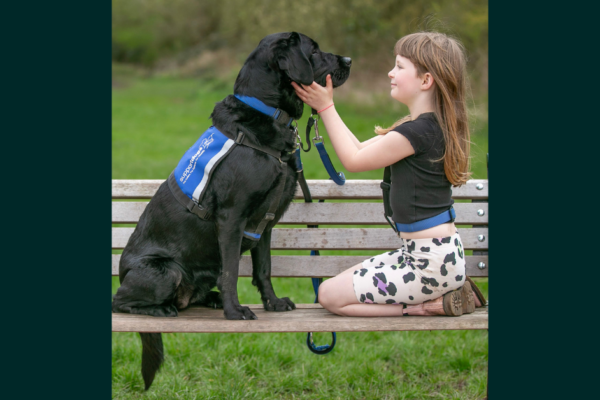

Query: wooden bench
<box><xmin>112</xmin><ymin>179</ymin><xmax>488</xmax><ymax>333</ymax></box>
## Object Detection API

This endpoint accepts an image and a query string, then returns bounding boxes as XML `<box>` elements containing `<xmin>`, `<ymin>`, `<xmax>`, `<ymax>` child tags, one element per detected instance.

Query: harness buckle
<box><xmin>236</xmin><ymin>131</ymin><xmax>245</xmax><ymax>144</ymax></box>
<box><xmin>264</xmin><ymin>213</ymin><xmax>276</xmax><ymax>221</ymax></box>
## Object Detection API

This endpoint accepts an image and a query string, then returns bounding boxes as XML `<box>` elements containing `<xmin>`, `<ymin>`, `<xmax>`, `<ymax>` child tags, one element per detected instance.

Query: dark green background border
<box><xmin>3</xmin><ymin>1</ymin><xmax>596</xmax><ymax>398</ymax></box>
<box><xmin>3</xmin><ymin>2</ymin><xmax>111</xmax><ymax>398</ymax></box>
<box><xmin>490</xmin><ymin>1</ymin><xmax>596</xmax><ymax>398</ymax></box>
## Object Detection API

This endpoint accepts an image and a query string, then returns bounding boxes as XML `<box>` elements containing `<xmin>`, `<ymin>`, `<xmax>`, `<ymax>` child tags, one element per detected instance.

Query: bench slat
<box><xmin>113</xmin><ymin>227</ymin><xmax>488</xmax><ymax>250</ymax></box>
<box><xmin>113</xmin><ymin>202</ymin><xmax>488</xmax><ymax>225</ymax></box>
<box><xmin>112</xmin><ymin>179</ymin><xmax>488</xmax><ymax>200</ymax></box>
<box><xmin>112</xmin><ymin>304</ymin><xmax>488</xmax><ymax>333</ymax></box>
<box><xmin>112</xmin><ymin>254</ymin><xmax>489</xmax><ymax>277</ymax></box>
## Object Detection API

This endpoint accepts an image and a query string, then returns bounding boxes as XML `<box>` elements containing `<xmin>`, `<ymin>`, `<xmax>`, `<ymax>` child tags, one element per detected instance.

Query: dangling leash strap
<box><xmin>294</xmin><ymin>148</ymin><xmax>337</xmax><ymax>355</ymax></box>
<box><xmin>302</xmin><ymin>109</ymin><xmax>346</xmax><ymax>185</ymax></box>
<box><xmin>314</xmin><ymin>141</ymin><xmax>346</xmax><ymax>185</ymax></box>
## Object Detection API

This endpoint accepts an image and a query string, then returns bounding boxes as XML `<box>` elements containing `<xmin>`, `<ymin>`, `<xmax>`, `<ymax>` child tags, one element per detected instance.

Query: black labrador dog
<box><xmin>112</xmin><ymin>32</ymin><xmax>351</xmax><ymax>390</ymax></box>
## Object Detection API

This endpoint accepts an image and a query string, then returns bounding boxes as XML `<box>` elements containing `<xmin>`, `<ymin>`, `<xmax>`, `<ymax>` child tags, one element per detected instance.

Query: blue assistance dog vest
<box><xmin>166</xmin><ymin>125</ymin><xmax>289</xmax><ymax>241</ymax></box>
<box><xmin>173</xmin><ymin>125</ymin><xmax>236</xmax><ymax>205</ymax></box>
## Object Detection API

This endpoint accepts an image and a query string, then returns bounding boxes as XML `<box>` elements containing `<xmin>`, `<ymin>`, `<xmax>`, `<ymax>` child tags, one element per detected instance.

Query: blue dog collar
<box><xmin>234</xmin><ymin>94</ymin><xmax>294</xmax><ymax>127</ymax></box>
<box><xmin>395</xmin><ymin>207</ymin><xmax>456</xmax><ymax>233</ymax></box>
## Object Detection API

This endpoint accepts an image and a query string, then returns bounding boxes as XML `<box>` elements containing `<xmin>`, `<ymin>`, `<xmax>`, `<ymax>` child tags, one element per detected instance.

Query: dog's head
<box><xmin>233</xmin><ymin>32</ymin><xmax>351</xmax><ymax>118</ymax></box>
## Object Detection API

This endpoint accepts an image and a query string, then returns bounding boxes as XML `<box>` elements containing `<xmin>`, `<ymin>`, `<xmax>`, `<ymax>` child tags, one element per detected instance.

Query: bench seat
<box><xmin>112</xmin><ymin>304</ymin><xmax>489</xmax><ymax>333</ymax></box>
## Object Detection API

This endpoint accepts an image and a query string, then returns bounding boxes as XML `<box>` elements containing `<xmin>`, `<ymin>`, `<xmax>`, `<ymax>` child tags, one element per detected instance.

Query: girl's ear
<box><xmin>421</xmin><ymin>73</ymin><xmax>435</xmax><ymax>90</ymax></box>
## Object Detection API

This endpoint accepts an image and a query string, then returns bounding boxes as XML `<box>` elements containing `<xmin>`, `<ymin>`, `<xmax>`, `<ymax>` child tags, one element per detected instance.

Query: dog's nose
<box><xmin>342</xmin><ymin>57</ymin><xmax>352</xmax><ymax>67</ymax></box>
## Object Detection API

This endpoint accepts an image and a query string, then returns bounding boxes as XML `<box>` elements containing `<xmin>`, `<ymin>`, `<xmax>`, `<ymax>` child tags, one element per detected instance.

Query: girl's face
<box><xmin>388</xmin><ymin>55</ymin><xmax>423</xmax><ymax>105</ymax></box>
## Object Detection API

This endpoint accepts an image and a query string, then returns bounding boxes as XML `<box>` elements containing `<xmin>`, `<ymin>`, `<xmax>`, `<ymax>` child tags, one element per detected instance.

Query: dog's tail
<box><xmin>139</xmin><ymin>332</ymin><xmax>164</xmax><ymax>390</ymax></box>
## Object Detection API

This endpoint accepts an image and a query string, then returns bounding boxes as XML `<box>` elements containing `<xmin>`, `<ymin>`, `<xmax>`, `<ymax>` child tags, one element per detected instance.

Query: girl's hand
<box><xmin>291</xmin><ymin>74</ymin><xmax>334</xmax><ymax>111</ymax></box>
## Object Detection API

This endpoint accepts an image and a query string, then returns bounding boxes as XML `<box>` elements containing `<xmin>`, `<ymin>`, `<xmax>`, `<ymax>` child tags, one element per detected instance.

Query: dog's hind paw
<box><xmin>194</xmin><ymin>291</ymin><xmax>223</xmax><ymax>309</ymax></box>
<box><xmin>129</xmin><ymin>304</ymin><xmax>178</xmax><ymax>317</ymax></box>
<box><xmin>224</xmin><ymin>305</ymin><xmax>258</xmax><ymax>320</ymax></box>
<box><xmin>264</xmin><ymin>296</ymin><xmax>296</xmax><ymax>312</ymax></box>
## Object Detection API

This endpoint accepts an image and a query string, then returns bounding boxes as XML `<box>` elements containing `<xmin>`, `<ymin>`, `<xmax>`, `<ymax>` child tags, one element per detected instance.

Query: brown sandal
<box><xmin>460</xmin><ymin>281</ymin><xmax>476</xmax><ymax>314</ymax></box>
<box><xmin>403</xmin><ymin>284</ymin><xmax>472</xmax><ymax>317</ymax></box>
<box><xmin>466</xmin><ymin>276</ymin><xmax>487</xmax><ymax>307</ymax></box>
<box><xmin>442</xmin><ymin>289</ymin><xmax>463</xmax><ymax>316</ymax></box>
<box><xmin>404</xmin><ymin>292</ymin><xmax>463</xmax><ymax>316</ymax></box>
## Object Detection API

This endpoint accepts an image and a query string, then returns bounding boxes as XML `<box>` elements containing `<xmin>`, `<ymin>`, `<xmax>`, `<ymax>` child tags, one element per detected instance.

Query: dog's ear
<box><xmin>273</xmin><ymin>32</ymin><xmax>314</xmax><ymax>86</ymax></box>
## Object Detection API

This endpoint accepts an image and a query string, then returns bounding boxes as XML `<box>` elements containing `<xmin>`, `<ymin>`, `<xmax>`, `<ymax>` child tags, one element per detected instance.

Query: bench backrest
<box><xmin>112</xmin><ymin>179</ymin><xmax>488</xmax><ymax>278</ymax></box>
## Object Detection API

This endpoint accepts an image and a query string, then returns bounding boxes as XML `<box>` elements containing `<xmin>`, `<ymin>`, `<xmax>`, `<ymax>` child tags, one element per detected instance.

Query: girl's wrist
<box><xmin>317</xmin><ymin>103</ymin><xmax>335</xmax><ymax>114</ymax></box>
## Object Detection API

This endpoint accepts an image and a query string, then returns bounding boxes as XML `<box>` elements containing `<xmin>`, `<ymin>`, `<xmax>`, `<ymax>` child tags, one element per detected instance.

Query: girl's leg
<box><xmin>318</xmin><ymin>264</ymin><xmax>406</xmax><ymax>317</ymax></box>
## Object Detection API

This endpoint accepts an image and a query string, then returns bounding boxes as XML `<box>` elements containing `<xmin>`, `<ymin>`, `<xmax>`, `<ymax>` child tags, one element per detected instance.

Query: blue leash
<box><xmin>306</xmin><ymin>254</ymin><xmax>337</xmax><ymax>355</ymax></box>
<box><xmin>298</xmin><ymin>113</ymin><xmax>346</xmax><ymax>185</ymax></box>
<box><xmin>294</xmin><ymin>148</ymin><xmax>337</xmax><ymax>355</ymax></box>
<box><xmin>315</xmin><ymin>141</ymin><xmax>345</xmax><ymax>185</ymax></box>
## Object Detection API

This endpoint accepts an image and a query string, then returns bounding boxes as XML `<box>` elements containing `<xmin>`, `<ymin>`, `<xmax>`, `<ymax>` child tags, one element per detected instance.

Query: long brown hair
<box><xmin>375</xmin><ymin>32</ymin><xmax>471</xmax><ymax>186</ymax></box>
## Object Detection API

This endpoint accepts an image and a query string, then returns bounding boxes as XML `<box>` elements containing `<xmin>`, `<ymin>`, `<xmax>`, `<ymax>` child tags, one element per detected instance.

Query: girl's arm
<box><xmin>358</xmin><ymin>135</ymin><xmax>384</xmax><ymax>149</ymax></box>
<box><xmin>324</xmin><ymin>113</ymin><xmax>382</xmax><ymax>149</ymax></box>
<box><xmin>292</xmin><ymin>76</ymin><xmax>414</xmax><ymax>172</ymax></box>
<box><xmin>317</xmin><ymin>106</ymin><xmax>414</xmax><ymax>172</ymax></box>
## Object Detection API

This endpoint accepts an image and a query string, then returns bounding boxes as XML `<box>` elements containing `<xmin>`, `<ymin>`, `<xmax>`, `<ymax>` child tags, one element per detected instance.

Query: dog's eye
<box><xmin>312</xmin><ymin>50</ymin><xmax>319</xmax><ymax>55</ymax></box>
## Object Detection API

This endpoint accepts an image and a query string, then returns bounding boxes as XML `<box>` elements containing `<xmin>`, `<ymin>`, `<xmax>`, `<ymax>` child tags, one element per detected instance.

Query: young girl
<box><xmin>292</xmin><ymin>32</ymin><xmax>485</xmax><ymax>317</ymax></box>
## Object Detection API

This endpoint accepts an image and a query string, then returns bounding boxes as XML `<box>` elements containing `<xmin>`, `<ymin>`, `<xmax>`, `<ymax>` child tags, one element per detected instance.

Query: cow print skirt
<box><xmin>352</xmin><ymin>232</ymin><xmax>466</xmax><ymax>305</ymax></box>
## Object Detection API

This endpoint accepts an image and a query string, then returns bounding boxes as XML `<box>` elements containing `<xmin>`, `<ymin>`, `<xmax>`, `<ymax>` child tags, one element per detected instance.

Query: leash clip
<box><xmin>293</xmin><ymin>121</ymin><xmax>302</xmax><ymax>149</ymax></box>
<box><xmin>311</xmin><ymin>114</ymin><xmax>323</xmax><ymax>144</ymax></box>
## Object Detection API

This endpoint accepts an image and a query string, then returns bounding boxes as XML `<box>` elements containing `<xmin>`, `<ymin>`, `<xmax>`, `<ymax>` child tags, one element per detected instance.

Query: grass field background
<box><xmin>112</xmin><ymin>64</ymin><xmax>489</xmax><ymax>399</ymax></box>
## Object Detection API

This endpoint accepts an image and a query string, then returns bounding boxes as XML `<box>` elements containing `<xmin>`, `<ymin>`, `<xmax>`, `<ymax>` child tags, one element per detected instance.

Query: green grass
<box><xmin>112</xmin><ymin>64</ymin><xmax>488</xmax><ymax>399</ymax></box>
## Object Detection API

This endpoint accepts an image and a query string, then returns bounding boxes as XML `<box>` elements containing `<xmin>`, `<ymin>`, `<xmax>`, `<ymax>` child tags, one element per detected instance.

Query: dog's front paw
<box><xmin>224</xmin><ymin>305</ymin><xmax>258</xmax><ymax>320</ymax></box>
<box><xmin>264</xmin><ymin>297</ymin><xmax>296</xmax><ymax>312</ymax></box>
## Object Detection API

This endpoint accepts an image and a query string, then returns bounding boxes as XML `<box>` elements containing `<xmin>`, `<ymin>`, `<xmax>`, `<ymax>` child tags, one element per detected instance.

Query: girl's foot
<box><xmin>460</xmin><ymin>281</ymin><xmax>476</xmax><ymax>314</ymax></box>
<box><xmin>403</xmin><ymin>291</ymin><xmax>463</xmax><ymax>316</ymax></box>
<box><xmin>442</xmin><ymin>289</ymin><xmax>463</xmax><ymax>316</ymax></box>
<box><xmin>466</xmin><ymin>276</ymin><xmax>487</xmax><ymax>307</ymax></box>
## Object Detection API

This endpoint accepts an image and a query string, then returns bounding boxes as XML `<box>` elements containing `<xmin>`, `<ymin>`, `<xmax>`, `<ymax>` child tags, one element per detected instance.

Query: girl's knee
<box><xmin>318</xmin><ymin>280</ymin><xmax>336</xmax><ymax>310</ymax></box>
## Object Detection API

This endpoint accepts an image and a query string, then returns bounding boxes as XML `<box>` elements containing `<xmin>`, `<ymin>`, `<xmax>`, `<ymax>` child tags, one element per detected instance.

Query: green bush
<box><xmin>112</xmin><ymin>0</ymin><xmax>488</xmax><ymax>95</ymax></box>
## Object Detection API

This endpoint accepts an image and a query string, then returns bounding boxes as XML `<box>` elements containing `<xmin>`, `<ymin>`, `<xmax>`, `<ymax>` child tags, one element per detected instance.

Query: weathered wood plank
<box><xmin>112</xmin><ymin>305</ymin><xmax>488</xmax><ymax>333</ymax></box>
<box><xmin>112</xmin><ymin>179</ymin><xmax>488</xmax><ymax>200</ymax></box>
<box><xmin>113</xmin><ymin>227</ymin><xmax>488</xmax><ymax>250</ymax></box>
<box><xmin>113</xmin><ymin>202</ymin><xmax>489</xmax><ymax>225</ymax></box>
<box><xmin>112</xmin><ymin>254</ymin><xmax>489</xmax><ymax>277</ymax></box>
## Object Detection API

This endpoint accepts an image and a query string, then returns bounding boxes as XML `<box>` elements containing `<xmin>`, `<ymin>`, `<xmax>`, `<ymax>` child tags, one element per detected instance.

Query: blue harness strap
<box><xmin>395</xmin><ymin>207</ymin><xmax>456</xmax><ymax>233</ymax></box>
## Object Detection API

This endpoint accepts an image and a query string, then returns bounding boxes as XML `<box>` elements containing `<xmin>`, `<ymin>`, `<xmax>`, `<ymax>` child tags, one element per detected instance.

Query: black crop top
<box><xmin>389</xmin><ymin>112</ymin><xmax>453</xmax><ymax>224</ymax></box>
